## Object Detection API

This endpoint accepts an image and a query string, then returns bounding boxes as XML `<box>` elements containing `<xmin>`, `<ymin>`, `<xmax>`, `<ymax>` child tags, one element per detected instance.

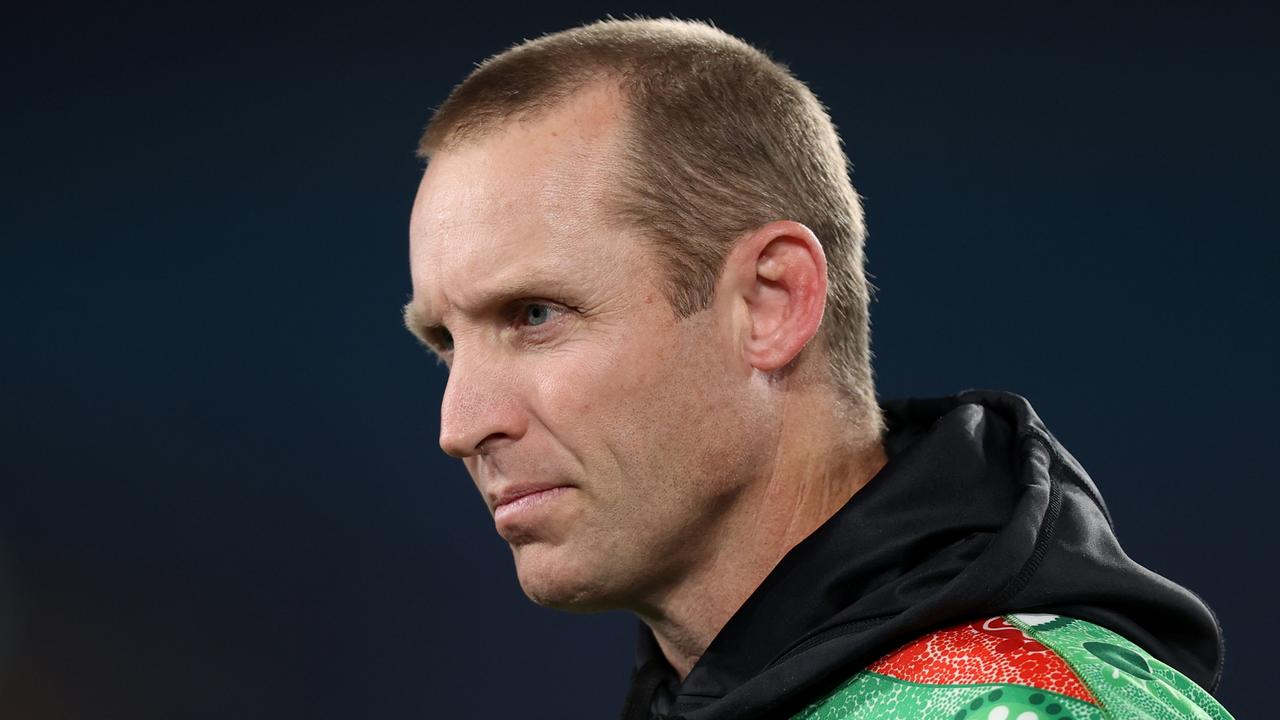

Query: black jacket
<box><xmin>621</xmin><ymin>390</ymin><xmax>1224</xmax><ymax>720</ymax></box>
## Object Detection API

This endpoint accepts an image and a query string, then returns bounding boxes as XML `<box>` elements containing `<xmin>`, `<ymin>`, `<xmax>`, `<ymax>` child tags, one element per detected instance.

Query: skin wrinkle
<box><xmin>407</xmin><ymin>82</ymin><xmax>886</xmax><ymax>679</ymax></box>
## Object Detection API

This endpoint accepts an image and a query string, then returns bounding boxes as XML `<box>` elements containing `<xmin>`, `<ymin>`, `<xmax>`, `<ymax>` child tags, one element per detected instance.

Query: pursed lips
<box><xmin>490</xmin><ymin>483</ymin><xmax>574</xmax><ymax>513</ymax></box>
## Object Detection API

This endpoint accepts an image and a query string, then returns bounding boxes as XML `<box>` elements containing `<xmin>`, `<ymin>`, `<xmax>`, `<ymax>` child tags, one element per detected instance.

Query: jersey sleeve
<box><xmin>791</xmin><ymin>614</ymin><xmax>1234</xmax><ymax>720</ymax></box>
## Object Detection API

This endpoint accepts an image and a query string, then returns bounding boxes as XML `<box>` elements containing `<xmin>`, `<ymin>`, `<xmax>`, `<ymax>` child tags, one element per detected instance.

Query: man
<box><xmin>402</xmin><ymin>18</ymin><xmax>1233</xmax><ymax>720</ymax></box>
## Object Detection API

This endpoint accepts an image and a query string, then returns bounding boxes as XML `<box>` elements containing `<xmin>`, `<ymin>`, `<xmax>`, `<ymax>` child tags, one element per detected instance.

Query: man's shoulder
<box><xmin>791</xmin><ymin>614</ymin><xmax>1234</xmax><ymax>720</ymax></box>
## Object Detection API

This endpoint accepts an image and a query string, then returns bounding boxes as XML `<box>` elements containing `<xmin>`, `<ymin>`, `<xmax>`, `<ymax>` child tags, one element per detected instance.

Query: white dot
<box><xmin>987</xmin><ymin>707</ymin><xmax>1010</xmax><ymax>720</ymax></box>
<box><xmin>1016</xmin><ymin>713</ymin><xmax>1039</xmax><ymax>720</ymax></box>
<box><xmin>1012</xmin><ymin>613</ymin><xmax>1059</xmax><ymax>626</ymax></box>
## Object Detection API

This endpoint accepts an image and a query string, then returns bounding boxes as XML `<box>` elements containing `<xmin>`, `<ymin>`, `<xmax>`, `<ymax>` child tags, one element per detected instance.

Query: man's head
<box><xmin>404</xmin><ymin>18</ymin><xmax>879</xmax><ymax>611</ymax></box>
<box><xmin>419</xmin><ymin>18</ymin><xmax>875</xmax><ymax>409</ymax></box>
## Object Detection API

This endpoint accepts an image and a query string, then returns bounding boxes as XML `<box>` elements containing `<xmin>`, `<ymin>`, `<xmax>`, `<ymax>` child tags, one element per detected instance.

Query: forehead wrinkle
<box><xmin>409</xmin><ymin>83</ymin><xmax>634</xmax><ymax>330</ymax></box>
<box><xmin>461</xmin><ymin>252</ymin><xmax>590</xmax><ymax>316</ymax></box>
<box><xmin>410</xmin><ymin>253</ymin><xmax>586</xmax><ymax>330</ymax></box>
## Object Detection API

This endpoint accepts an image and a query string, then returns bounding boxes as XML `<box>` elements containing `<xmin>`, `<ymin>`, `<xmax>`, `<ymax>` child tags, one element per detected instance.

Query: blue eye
<box><xmin>523</xmin><ymin>303</ymin><xmax>553</xmax><ymax>326</ymax></box>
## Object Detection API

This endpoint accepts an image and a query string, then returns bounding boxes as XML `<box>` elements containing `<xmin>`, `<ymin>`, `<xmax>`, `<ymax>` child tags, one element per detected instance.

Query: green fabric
<box><xmin>1006</xmin><ymin>614</ymin><xmax>1233</xmax><ymax>720</ymax></box>
<box><xmin>790</xmin><ymin>615</ymin><xmax>1234</xmax><ymax>720</ymax></box>
<box><xmin>791</xmin><ymin>671</ymin><xmax>1103</xmax><ymax>720</ymax></box>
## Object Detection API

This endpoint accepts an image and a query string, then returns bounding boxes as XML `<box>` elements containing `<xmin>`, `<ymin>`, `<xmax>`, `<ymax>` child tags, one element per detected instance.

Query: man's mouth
<box><xmin>493</xmin><ymin>485</ymin><xmax>573</xmax><ymax>530</ymax></box>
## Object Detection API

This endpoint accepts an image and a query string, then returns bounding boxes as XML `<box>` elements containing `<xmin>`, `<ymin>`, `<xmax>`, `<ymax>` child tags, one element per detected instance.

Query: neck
<box><xmin>634</xmin><ymin>391</ymin><xmax>888</xmax><ymax>679</ymax></box>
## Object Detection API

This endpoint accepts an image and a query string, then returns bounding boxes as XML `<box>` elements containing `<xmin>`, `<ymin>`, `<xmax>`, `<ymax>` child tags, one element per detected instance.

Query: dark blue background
<box><xmin>2</xmin><ymin>2</ymin><xmax>1275</xmax><ymax>717</ymax></box>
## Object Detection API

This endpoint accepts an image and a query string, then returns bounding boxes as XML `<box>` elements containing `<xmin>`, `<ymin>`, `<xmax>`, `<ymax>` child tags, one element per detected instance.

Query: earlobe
<box><xmin>735</xmin><ymin>221</ymin><xmax>828</xmax><ymax>374</ymax></box>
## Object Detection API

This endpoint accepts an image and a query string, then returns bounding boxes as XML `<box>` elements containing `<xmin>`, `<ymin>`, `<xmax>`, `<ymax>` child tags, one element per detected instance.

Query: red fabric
<box><xmin>867</xmin><ymin>616</ymin><xmax>1096</xmax><ymax>703</ymax></box>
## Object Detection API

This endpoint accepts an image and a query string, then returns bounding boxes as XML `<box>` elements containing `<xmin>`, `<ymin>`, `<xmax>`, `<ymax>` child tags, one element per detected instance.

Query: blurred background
<box><xmin>2</xmin><ymin>1</ymin><xmax>1275</xmax><ymax>717</ymax></box>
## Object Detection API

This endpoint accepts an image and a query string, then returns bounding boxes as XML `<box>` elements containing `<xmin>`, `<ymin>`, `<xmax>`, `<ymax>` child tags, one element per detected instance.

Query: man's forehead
<box><xmin>408</xmin><ymin>85</ymin><xmax>633</xmax><ymax>321</ymax></box>
<box><xmin>417</xmin><ymin>88</ymin><xmax>626</xmax><ymax>224</ymax></box>
<box><xmin>408</xmin><ymin>221</ymin><xmax>597</xmax><ymax>324</ymax></box>
<box><xmin>409</xmin><ymin>167</ymin><xmax>609</xmax><ymax>277</ymax></box>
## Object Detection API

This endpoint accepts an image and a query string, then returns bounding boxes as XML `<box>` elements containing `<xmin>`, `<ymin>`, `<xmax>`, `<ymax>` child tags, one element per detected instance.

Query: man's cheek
<box><xmin>549</xmin><ymin>349</ymin><xmax>657</xmax><ymax>416</ymax></box>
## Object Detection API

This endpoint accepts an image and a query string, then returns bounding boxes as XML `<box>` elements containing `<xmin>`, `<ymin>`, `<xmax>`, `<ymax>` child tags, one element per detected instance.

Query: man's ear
<box><xmin>723</xmin><ymin>220</ymin><xmax>828</xmax><ymax>373</ymax></box>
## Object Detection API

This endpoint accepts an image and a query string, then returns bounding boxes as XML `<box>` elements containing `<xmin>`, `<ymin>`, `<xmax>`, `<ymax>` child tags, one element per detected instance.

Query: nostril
<box><xmin>475</xmin><ymin>433</ymin><xmax>513</xmax><ymax>456</ymax></box>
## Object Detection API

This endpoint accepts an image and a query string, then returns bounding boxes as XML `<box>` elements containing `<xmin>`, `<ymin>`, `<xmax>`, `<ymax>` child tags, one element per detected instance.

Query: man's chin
<box><xmin>511</xmin><ymin>543</ymin><xmax>618</xmax><ymax>613</ymax></box>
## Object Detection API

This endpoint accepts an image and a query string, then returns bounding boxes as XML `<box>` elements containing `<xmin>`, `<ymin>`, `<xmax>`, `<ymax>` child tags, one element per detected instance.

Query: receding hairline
<box><xmin>423</xmin><ymin>80</ymin><xmax>572</xmax><ymax>157</ymax></box>
<box><xmin>411</xmin><ymin>78</ymin><xmax>641</xmax><ymax>267</ymax></box>
<box><xmin>417</xmin><ymin>17</ymin><xmax>767</xmax><ymax>158</ymax></box>
<box><xmin>411</xmin><ymin>16</ymin><xmax>880</xmax><ymax>415</ymax></box>
<box><xmin>421</xmin><ymin>71</ymin><xmax>638</xmax><ymax>161</ymax></box>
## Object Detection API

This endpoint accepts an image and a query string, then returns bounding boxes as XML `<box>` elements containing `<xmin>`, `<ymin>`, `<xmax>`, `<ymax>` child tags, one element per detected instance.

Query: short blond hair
<box><xmin>419</xmin><ymin>18</ymin><xmax>876</xmax><ymax>411</ymax></box>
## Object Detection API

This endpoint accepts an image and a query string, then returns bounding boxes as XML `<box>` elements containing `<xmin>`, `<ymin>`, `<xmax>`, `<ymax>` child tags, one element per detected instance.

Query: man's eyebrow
<box><xmin>470</xmin><ymin>272</ymin><xmax>578</xmax><ymax>307</ymax></box>
<box><xmin>402</xmin><ymin>302</ymin><xmax>445</xmax><ymax>355</ymax></box>
<box><xmin>408</xmin><ymin>270</ymin><xmax>578</xmax><ymax>325</ymax></box>
<box><xmin>402</xmin><ymin>274</ymin><xmax>576</xmax><ymax>349</ymax></box>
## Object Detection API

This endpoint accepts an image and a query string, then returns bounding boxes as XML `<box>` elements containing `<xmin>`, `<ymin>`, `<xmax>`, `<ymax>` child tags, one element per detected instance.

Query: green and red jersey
<box><xmin>795</xmin><ymin>614</ymin><xmax>1232</xmax><ymax>720</ymax></box>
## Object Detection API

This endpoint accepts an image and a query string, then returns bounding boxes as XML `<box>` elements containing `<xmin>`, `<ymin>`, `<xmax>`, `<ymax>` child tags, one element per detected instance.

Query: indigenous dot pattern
<box><xmin>790</xmin><ymin>615</ymin><xmax>1236</xmax><ymax>719</ymax></box>
<box><xmin>867</xmin><ymin>617</ymin><xmax>1094</xmax><ymax>703</ymax></box>
<box><xmin>790</xmin><ymin>673</ymin><xmax>1101</xmax><ymax>720</ymax></box>
<box><xmin>1008</xmin><ymin>614</ymin><xmax>1235</xmax><ymax>720</ymax></box>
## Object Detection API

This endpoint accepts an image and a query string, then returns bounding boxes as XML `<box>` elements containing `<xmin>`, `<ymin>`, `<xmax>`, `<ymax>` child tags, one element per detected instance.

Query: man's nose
<box><xmin>438</xmin><ymin>353</ymin><xmax>525</xmax><ymax>459</ymax></box>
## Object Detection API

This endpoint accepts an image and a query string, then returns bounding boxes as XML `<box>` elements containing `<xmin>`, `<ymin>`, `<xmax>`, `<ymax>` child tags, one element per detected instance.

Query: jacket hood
<box><xmin>622</xmin><ymin>390</ymin><xmax>1224</xmax><ymax>720</ymax></box>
